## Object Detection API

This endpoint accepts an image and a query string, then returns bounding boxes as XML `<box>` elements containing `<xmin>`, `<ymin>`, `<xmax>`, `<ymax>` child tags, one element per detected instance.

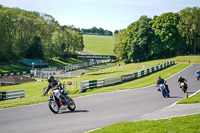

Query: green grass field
<box><xmin>91</xmin><ymin>113</ymin><xmax>200</xmax><ymax>133</ymax></box>
<box><xmin>83</xmin><ymin>35</ymin><xmax>115</xmax><ymax>55</ymax></box>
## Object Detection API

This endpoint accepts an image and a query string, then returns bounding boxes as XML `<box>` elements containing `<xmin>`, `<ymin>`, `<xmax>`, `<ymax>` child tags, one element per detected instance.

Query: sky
<box><xmin>0</xmin><ymin>0</ymin><xmax>200</xmax><ymax>32</ymax></box>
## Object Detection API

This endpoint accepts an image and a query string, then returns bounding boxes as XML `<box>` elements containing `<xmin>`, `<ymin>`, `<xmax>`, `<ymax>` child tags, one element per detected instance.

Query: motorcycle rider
<box><xmin>178</xmin><ymin>76</ymin><xmax>187</xmax><ymax>85</ymax></box>
<box><xmin>178</xmin><ymin>76</ymin><xmax>187</xmax><ymax>93</ymax></box>
<box><xmin>43</xmin><ymin>76</ymin><xmax>67</xmax><ymax>104</ymax></box>
<box><xmin>156</xmin><ymin>76</ymin><xmax>170</xmax><ymax>92</ymax></box>
<box><xmin>43</xmin><ymin>76</ymin><xmax>62</xmax><ymax>95</ymax></box>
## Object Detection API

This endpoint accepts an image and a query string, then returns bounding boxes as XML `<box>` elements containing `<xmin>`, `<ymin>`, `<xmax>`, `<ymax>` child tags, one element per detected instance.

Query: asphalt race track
<box><xmin>0</xmin><ymin>64</ymin><xmax>199</xmax><ymax>133</ymax></box>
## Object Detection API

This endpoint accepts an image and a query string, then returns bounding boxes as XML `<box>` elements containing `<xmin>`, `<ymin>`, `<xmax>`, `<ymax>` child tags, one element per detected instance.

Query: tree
<box><xmin>0</xmin><ymin>6</ymin><xmax>85</xmax><ymax>62</ymax></box>
<box><xmin>25</xmin><ymin>36</ymin><xmax>43</xmax><ymax>58</ymax></box>
<box><xmin>114</xmin><ymin>30</ymin><xmax>119</xmax><ymax>34</ymax></box>
<box><xmin>0</xmin><ymin>7</ymin><xmax>15</xmax><ymax>61</ymax></box>
<box><xmin>114</xmin><ymin>7</ymin><xmax>200</xmax><ymax>63</ymax></box>
<box><xmin>178</xmin><ymin>7</ymin><xmax>200</xmax><ymax>54</ymax></box>
<box><xmin>81</xmin><ymin>27</ymin><xmax>113</xmax><ymax>36</ymax></box>
<box><xmin>127</xmin><ymin>16</ymin><xmax>153</xmax><ymax>62</ymax></box>
<box><xmin>114</xmin><ymin>16</ymin><xmax>153</xmax><ymax>63</ymax></box>
<box><xmin>151</xmin><ymin>12</ymin><xmax>180</xmax><ymax>57</ymax></box>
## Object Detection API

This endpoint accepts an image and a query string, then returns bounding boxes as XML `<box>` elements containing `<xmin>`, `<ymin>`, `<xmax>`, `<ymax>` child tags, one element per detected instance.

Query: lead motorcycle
<box><xmin>179</xmin><ymin>81</ymin><xmax>188</xmax><ymax>93</ymax></box>
<box><xmin>47</xmin><ymin>89</ymin><xmax>76</xmax><ymax>114</ymax></box>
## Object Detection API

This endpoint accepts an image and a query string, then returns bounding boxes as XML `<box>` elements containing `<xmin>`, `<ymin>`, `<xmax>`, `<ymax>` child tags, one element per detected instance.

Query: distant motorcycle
<box><xmin>196</xmin><ymin>73</ymin><xmax>200</xmax><ymax>80</ymax></box>
<box><xmin>47</xmin><ymin>89</ymin><xmax>76</xmax><ymax>114</ymax></box>
<box><xmin>179</xmin><ymin>81</ymin><xmax>188</xmax><ymax>93</ymax></box>
<box><xmin>158</xmin><ymin>83</ymin><xmax>170</xmax><ymax>98</ymax></box>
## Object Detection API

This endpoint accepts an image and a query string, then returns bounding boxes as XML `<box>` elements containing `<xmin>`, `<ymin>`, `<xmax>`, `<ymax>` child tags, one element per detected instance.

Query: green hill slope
<box><xmin>83</xmin><ymin>35</ymin><xmax>115</xmax><ymax>55</ymax></box>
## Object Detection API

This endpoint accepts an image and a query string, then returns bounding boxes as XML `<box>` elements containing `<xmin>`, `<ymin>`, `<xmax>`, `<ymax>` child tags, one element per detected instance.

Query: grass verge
<box><xmin>177</xmin><ymin>92</ymin><xmax>200</xmax><ymax>104</ymax></box>
<box><xmin>90</xmin><ymin>113</ymin><xmax>200</xmax><ymax>133</ymax></box>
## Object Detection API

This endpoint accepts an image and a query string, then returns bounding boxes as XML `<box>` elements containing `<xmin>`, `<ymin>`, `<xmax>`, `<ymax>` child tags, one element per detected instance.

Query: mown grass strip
<box><xmin>90</xmin><ymin>113</ymin><xmax>200</xmax><ymax>133</ymax></box>
<box><xmin>177</xmin><ymin>92</ymin><xmax>200</xmax><ymax>104</ymax></box>
<box><xmin>83</xmin><ymin>35</ymin><xmax>115</xmax><ymax>55</ymax></box>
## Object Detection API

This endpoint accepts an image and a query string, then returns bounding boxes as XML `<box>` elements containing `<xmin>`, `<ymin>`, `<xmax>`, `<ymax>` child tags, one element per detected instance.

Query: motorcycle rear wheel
<box><xmin>161</xmin><ymin>91</ymin><xmax>166</xmax><ymax>97</ymax></box>
<box><xmin>68</xmin><ymin>98</ymin><xmax>76</xmax><ymax>111</ymax></box>
<box><xmin>49</xmin><ymin>100</ymin><xmax>59</xmax><ymax>114</ymax></box>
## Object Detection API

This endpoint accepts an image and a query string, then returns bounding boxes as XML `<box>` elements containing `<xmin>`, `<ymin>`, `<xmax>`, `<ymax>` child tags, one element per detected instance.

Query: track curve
<box><xmin>0</xmin><ymin>64</ymin><xmax>199</xmax><ymax>133</ymax></box>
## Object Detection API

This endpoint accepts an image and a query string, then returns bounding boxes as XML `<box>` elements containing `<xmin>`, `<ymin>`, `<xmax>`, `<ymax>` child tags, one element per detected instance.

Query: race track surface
<box><xmin>0</xmin><ymin>64</ymin><xmax>199</xmax><ymax>133</ymax></box>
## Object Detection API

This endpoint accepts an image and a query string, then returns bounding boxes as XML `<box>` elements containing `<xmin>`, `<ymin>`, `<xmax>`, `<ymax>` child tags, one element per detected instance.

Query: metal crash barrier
<box><xmin>80</xmin><ymin>60</ymin><xmax>175</xmax><ymax>92</ymax></box>
<box><xmin>0</xmin><ymin>89</ymin><xmax>25</xmax><ymax>100</ymax></box>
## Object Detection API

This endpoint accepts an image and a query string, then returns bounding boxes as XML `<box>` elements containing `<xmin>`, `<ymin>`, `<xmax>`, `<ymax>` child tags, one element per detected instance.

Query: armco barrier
<box><xmin>121</xmin><ymin>73</ymin><xmax>134</xmax><ymax>81</ymax></box>
<box><xmin>0</xmin><ymin>89</ymin><xmax>25</xmax><ymax>100</ymax></box>
<box><xmin>104</xmin><ymin>76</ymin><xmax>122</xmax><ymax>86</ymax></box>
<box><xmin>0</xmin><ymin>71</ymin><xmax>30</xmax><ymax>78</ymax></box>
<box><xmin>80</xmin><ymin>79</ymin><xmax>104</xmax><ymax>92</ymax></box>
<box><xmin>80</xmin><ymin>60</ymin><xmax>175</xmax><ymax>92</ymax></box>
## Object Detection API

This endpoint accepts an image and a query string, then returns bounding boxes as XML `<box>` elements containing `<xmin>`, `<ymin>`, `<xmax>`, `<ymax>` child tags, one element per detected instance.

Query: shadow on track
<box><xmin>168</xmin><ymin>96</ymin><xmax>183</xmax><ymax>98</ymax></box>
<box><xmin>60</xmin><ymin>110</ymin><xmax>89</xmax><ymax>114</ymax></box>
<box><xmin>187</xmin><ymin>91</ymin><xmax>195</xmax><ymax>95</ymax></box>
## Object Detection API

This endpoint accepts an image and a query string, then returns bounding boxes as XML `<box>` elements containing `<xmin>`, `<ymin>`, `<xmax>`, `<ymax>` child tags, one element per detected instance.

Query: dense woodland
<box><xmin>0</xmin><ymin>5</ymin><xmax>84</xmax><ymax>62</ymax></box>
<box><xmin>114</xmin><ymin>7</ymin><xmax>200</xmax><ymax>63</ymax></box>
<box><xmin>81</xmin><ymin>27</ymin><xmax>113</xmax><ymax>36</ymax></box>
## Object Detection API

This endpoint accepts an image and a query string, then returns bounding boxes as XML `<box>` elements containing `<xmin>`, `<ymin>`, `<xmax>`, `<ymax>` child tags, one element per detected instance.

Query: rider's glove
<box><xmin>43</xmin><ymin>92</ymin><xmax>46</xmax><ymax>96</ymax></box>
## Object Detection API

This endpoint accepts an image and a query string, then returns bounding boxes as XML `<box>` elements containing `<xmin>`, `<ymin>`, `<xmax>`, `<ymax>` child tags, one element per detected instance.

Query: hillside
<box><xmin>83</xmin><ymin>35</ymin><xmax>115</xmax><ymax>55</ymax></box>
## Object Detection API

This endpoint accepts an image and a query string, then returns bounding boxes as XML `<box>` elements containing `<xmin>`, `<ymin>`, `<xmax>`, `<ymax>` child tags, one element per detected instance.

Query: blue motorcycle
<box><xmin>196</xmin><ymin>73</ymin><xmax>200</xmax><ymax>80</ymax></box>
<box><xmin>159</xmin><ymin>84</ymin><xmax>170</xmax><ymax>98</ymax></box>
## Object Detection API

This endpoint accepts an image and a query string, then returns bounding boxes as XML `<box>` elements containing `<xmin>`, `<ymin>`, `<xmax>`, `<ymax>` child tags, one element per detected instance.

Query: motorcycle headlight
<box><xmin>48</xmin><ymin>90</ymin><xmax>53</xmax><ymax>96</ymax></box>
<box><xmin>181</xmin><ymin>83</ymin><xmax>184</xmax><ymax>86</ymax></box>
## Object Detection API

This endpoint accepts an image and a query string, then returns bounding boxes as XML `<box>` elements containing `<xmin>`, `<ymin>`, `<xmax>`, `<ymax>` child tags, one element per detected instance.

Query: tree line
<box><xmin>81</xmin><ymin>27</ymin><xmax>113</xmax><ymax>36</ymax></box>
<box><xmin>114</xmin><ymin>7</ymin><xmax>200</xmax><ymax>63</ymax></box>
<box><xmin>0</xmin><ymin>5</ymin><xmax>84</xmax><ymax>62</ymax></box>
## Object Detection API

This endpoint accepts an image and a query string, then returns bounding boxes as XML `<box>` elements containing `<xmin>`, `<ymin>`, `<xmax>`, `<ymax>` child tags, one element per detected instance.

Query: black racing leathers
<box><xmin>44</xmin><ymin>80</ymin><xmax>62</xmax><ymax>95</ymax></box>
<box><xmin>178</xmin><ymin>78</ymin><xmax>187</xmax><ymax>84</ymax></box>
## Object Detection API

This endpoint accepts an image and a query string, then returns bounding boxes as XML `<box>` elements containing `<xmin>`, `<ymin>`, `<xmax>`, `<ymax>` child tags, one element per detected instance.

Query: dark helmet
<box><xmin>179</xmin><ymin>76</ymin><xmax>182</xmax><ymax>79</ymax></box>
<box><xmin>47</xmin><ymin>76</ymin><xmax>54</xmax><ymax>83</ymax></box>
<box><xmin>158</xmin><ymin>76</ymin><xmax>161</xmax><ymax>79</ymax></box>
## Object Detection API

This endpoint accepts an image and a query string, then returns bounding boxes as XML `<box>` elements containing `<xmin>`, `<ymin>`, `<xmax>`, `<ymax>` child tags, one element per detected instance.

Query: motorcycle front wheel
<box><xmin>68</xmin><ymin>98</ymin><xmax>76</xmax><ymax>111</ymax></box>
<box><xmin>49</xmin><ymin>100</ymin><xmax>59</xmax><ymax>114</ymax></box>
